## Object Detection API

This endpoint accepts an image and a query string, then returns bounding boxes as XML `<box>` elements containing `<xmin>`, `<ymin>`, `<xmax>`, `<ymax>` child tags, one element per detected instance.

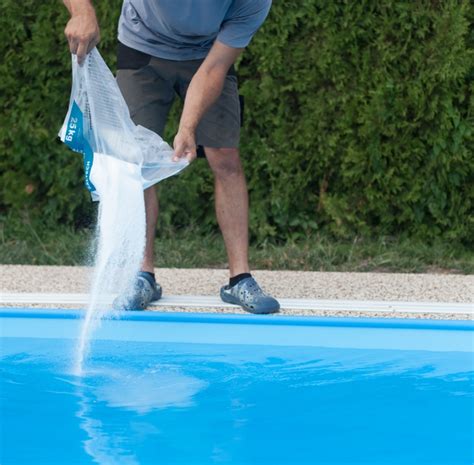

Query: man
<box><xmin>63</xmin><ymin>0</ymin><xmax>279</xmax><ymax>314</ymax></box>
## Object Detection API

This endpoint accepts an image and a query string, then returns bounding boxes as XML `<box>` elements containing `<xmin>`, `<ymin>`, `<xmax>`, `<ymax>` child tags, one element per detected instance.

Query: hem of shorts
<box><xmin>117</xmin><ymin>33</ymin><xmax>210</xmax><ymax>62</ymax></box>
<box><xmin>196</xmin><ymin>138</ymin><xmax>241</xmax><ymax>149</ymax></box>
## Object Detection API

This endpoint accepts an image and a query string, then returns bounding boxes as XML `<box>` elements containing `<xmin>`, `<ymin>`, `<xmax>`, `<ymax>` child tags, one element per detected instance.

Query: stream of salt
<box><xmin>73</xmin><ymin>154</ymin><xmax>146</xmax><ymax>376</ymax></box>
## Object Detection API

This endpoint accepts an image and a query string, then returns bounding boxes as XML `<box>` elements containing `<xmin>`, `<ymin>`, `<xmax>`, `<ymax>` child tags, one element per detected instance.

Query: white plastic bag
<box><xmin>59</xmin><ymin>48</ymin><xmax>187</xmax><ymax>200</ymax></box>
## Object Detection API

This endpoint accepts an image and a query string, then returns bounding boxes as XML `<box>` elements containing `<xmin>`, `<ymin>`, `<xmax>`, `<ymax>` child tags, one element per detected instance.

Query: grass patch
<box><xmin>1</xmin><ymin>215</ymin><xmax>472</xmax><ymax>273</ymax></box>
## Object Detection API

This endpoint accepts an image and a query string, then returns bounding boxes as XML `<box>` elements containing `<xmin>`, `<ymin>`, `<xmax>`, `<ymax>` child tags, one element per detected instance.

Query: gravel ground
<box><xmin>1</xmin><ymin>265</ymin><xmax>473</xmax><ymax>320</ymax></box>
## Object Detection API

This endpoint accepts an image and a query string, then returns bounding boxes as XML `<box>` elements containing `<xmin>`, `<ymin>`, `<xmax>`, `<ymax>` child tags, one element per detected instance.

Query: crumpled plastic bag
<box><xmin>59</xmin><ymin>48</ymin><xmax>187</xmax><ymax>200</ymax></box>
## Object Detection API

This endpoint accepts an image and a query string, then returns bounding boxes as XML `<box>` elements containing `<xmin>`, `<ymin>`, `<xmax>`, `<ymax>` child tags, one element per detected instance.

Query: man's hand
<box><xmin>173</xmin><ymin>128</ymin><xmax>197</xmax><ymax>163</ymax></box>
<box><xmin>64</xmin><ymin>1</ymin><xmax>100</xmax><ymax>65</ymax></box>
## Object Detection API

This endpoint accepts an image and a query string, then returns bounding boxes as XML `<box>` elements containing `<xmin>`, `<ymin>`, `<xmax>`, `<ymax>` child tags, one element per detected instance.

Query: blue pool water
<box><xmin>1</xmin><ymin>309</ymin><xmax>473</xmax><ymax>465</ymax></box>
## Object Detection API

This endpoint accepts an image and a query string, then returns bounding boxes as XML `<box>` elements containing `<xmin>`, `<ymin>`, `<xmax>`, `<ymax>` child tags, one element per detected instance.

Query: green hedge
<box><xmin>1</xmin><ymin>0</ymin><xmax>473</xmax><ymax>243</ymax></box>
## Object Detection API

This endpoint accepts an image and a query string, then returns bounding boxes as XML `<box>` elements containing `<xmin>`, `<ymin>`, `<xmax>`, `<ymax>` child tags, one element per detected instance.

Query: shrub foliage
<box><xmin>1</xmin><ymin>1</ymin><xmax>472</xmax><ymax>242</ymax></box>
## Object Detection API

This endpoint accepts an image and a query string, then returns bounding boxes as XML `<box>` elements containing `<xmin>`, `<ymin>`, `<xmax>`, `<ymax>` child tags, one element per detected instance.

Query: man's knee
<box><xmin>205</xmin><ymin>147</ymin><xmax>244</xmax><ymax>179</ymax></box>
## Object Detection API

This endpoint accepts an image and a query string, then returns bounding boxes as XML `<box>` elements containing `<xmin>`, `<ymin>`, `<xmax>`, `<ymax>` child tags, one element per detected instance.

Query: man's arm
<box><xmin>173</xmin><ymin>41</ymin><xmax>243</xmax><ymax>162</ymax></box>
<box><xmin>63</xmin><ymin>0</ymin><xmax>100</xmax><ymax>64</ymax></box>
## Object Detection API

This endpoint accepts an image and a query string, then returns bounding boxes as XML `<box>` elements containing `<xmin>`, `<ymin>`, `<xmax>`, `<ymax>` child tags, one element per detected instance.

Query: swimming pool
<box><xmin>1</xmin><ymin>308</ymin><xmax>473</xmax><ymax>465</ymax></box>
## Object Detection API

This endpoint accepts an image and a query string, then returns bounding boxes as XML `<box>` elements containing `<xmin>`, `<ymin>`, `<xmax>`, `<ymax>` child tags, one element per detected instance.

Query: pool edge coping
<box><xmin>1</xmin><ymin>307</ymin><xmax>473</xmax><ymax>331</ymax></box>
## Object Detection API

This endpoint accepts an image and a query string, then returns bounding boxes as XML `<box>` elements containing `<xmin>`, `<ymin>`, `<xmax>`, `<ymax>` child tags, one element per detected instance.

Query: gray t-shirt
<box><xmin>118</xmin><ymin>0</ymin><xmax>271</xmax><ymax>60</ymax></box>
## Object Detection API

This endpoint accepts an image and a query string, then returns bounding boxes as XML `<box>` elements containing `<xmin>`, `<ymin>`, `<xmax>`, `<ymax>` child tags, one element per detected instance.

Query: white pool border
<box><xmin>1</xmin><ymin>292</ymin><xmax>472</xmax><ymax>315</ymax></box>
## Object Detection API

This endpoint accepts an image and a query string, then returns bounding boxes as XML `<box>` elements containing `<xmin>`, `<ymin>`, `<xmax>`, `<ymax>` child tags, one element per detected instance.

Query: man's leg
<box><xmin>142</xmin><ymin>185</ymin><xmax>159</xmax><ymax>273</ymax></box>
<box><xmin>205</xmin><ymin>146</ymin><xmax>279</xmax><ymax>314</ymax></box>
<box><xmin>115</xmin><ymin>43</ymin><xmax>176</xmax><ymax>309</ymax></box>
<box><xmin>205</xmin><ymin>147</ymin><xmax>250</xmax><ymax>277</ymax></box>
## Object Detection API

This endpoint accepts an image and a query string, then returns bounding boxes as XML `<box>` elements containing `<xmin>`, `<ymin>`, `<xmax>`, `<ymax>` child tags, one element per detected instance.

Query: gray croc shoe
<box><xmin>220</xmin><ymin>277</ymin><xmax>280</xmax><ymax>314</ymax></box>
<box><xmin>113</xmin><ymin>272</ymin><xmax>162</xmax><ymax>311</ymax></box>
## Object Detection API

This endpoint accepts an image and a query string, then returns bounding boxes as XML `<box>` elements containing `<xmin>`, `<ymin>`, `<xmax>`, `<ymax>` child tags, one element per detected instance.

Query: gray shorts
<box><xmin>116</xmin><ymin>42</ymin><xmax>241</xmax><ymax>149</ymax></box>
